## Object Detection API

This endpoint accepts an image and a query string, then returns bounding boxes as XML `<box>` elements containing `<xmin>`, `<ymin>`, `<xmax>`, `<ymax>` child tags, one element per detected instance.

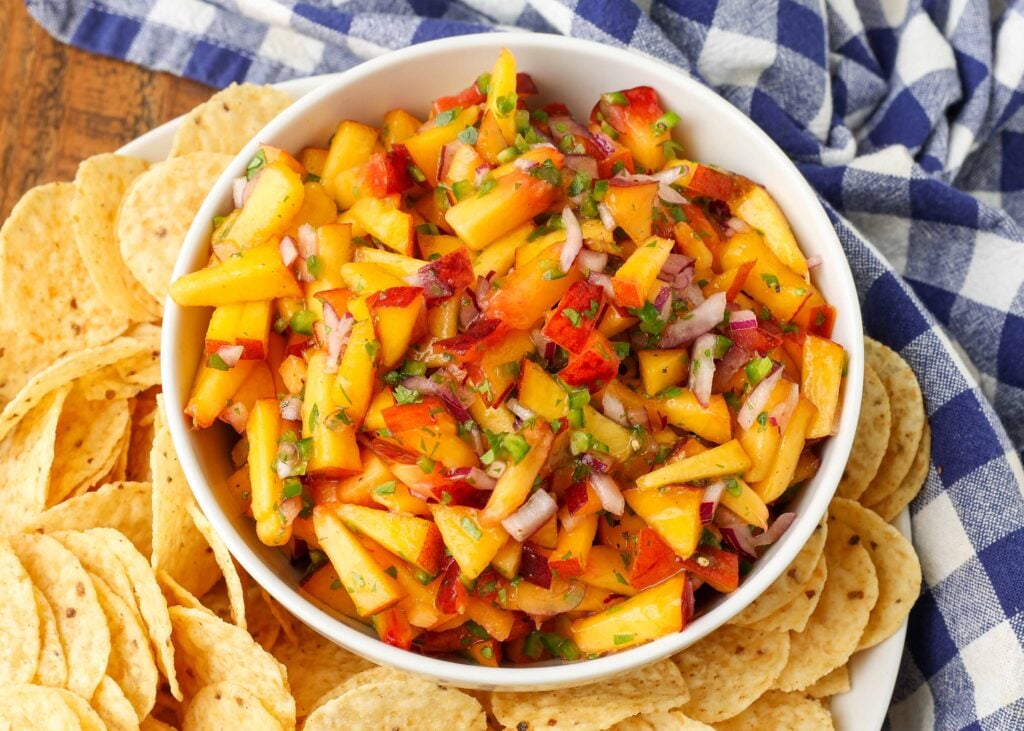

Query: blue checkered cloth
<box><xmin>25</xmin><ymin>0</ymin><xmax>1024</xmax><ymax>727</ymax></box>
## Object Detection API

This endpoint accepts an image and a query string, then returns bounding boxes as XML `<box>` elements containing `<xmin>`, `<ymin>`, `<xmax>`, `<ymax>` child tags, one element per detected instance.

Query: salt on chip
<box><xmin>304</xmin><ymin>677</ymin><xmax>487</xmax><ymax>731</ymax></box>
<box><xmin>872</xmin><ymin>422</ymin><xmax>932</xmax><ymax>522</ymax></box>
<box><xmin>168</xmin><ymin>606</ymin><xmax>295</xmax><ymax>727</ymax></box>
<box><xmin>490</xmin><ymin>659</ymin><xmax>688</xmax><ymax>731</ymax></box>
<box><xmin>151</xmin><ymin>397</ymin><xmax>222</xmax><ymax>598</ymax></box>
<box><xmin>48</xmin><ymin>388</ymin><xmax>131</xmax><ymax>505</ymax></box>
<box><xmin>32</xmin><ymin>585</ymin><xmax>68</xmax><ymax>687</ymax></box>
<box><xmin>184</xmin><ymin>681</ymin><xmax>285</xmax><ymax>731</ymax></box>
<box><xmin>0</xmin><ymin>537</ymin><xmax>41</xmax><ymax>686</ymax></box>
<box><xmin>0</xmin><ymin>684</ymin><xmax>106</xmax><ymax>730</ymax></box>
<box><xmin>746</xmin><ymin>552</ymin><xmax>827</xmax><ymax>634</ymax></box>
<box><xmin>9</xmin><ymin>533</ymin><xmax>111</xmax><ymax>699</ymax></box>
<box><xmin>673</xmin><ymin>624</ymin><xmax>790</xmax><ymax>723</ymax></box>
<box><xmin>0</xmin><ymin>183</ymin><xmax>130</xmax><ymax>403</ymax></box>
<box><xmin>0</xmin><ymin>386</ymin><xmax>69</xmax><ymax>532</ymax></box>
<box><xmin>93</xmin><ymin>575</ymin><xmax>160</xmax><ymax>720</ymax></box>
<box><xmin>92</xmin><ymin>674</ymin><xmax>143</xmax><ymax>731</ymax></box>
<box><xmin>731</xmin><ymin>513</ymin><xmax>827</xmax><ymax>626</ymax></box>
<box><xmin>271</xmin><ymin>623</ymin><xmax>374</xmax><ymax>718</ymax></box>
<box><xmin>610</xmin><ymin>712</ymin><xmax>715</xmax><ymax>730</ymax></box>
<box><xmin>72</xmin><ymin>152</ymin><xmax>158</xmax><ymax>322</ymax></box>
<box><xmin>715</xmin><ymin>690</ymin><xmax>834</xmax><ymax>731</ymax></box>
<box><xmin>169</xmin><ymin>83</ymin><xmax>293</xmax><ymax>157</ymax></box>
<box><xmin>805</xmin><ymin>664</ymin><xmax>851</xmax><ymax>698</ymax></box>
<box><xmin>0</xmin><ymin>335</ymin><xmax>149</xmax><ymax>444</ymax></box>
<box><xmin>772</xmin><ymin>520</ymin><xmax>878</xmax><ymax>692</ymax></box>
<box><xmin>858</xmin><ymin>338</ymin><xmax>925</xmax><ymax>506</ymax></box>
<box><xmin>829</xmin><ymin>497</ymin><xmax>922</xmax><ymax>650</ymax></box>
<box><xmin>187</xmin><ymin>502</ymin><xmax>247</xmax><ymax>629</ymax></box>
<box><xmin>118</xmin><ymin>153</ymin><xmax>231</xmax><ymax>303</ymax></box>
<box><xmin>29</xmin><ymin>482</ymin><xmax>153</xmax><ymax>556</ymax></box>
<box><xmin>836</xmin><ymin>362</ymin><xmax>891</xmax><ymax>500</ymax></box>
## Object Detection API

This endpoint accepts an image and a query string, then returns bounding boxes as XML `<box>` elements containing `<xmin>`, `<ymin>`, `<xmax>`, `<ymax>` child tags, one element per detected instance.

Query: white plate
<box><xmin>121</xmin><ymin>73</ymin><xmax>907</xmax><ymax>727</ymax></box>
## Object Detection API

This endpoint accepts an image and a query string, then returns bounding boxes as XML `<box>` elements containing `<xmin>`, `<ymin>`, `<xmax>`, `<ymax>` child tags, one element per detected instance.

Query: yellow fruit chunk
<box><xmin>222</xmin><ymin>162</ymin><xmax>305</xmax><ymax>249</ymax></box>
<box><xmin>625</xmin><ymin>485</ymin><xmax>702</xmax><ymax>559</ymax></box>
<box><xmin>636</xmin><ymin>439</ymin><xmax>751</xmax><ymax>490</ymax></box>
<box><xmin>170</xmin><ymin>244</ymin><xmax>302</xmax><ymax>306</ymax></box>
<box><xmin>430</xmin><ymin>505</ymin><xmax>508</xmax><ymax>580</ymax></box>
<box><xmin>611</xmin><ymin>236</ymin><xmax>673</xmax><ymax>308</ymax></box>
<box><xmin>801</xmin><ymin>335</ymin><xmax>845</xmax><ymax>438</ymax></box>
<box><xmin>571</xmin><ymin>575</ymin><xmax>685</xmax><ymax>654</ymax></box>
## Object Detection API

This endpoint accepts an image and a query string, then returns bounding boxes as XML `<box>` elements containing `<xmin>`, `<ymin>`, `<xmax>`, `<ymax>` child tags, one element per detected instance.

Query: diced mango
<box><xmin>636</xmin><ymin>439</ymin><xmax>752</xmax><ymax>490</ymax></box>
<box><xmin>170</xmin><ymin>244</ymin><xmax>302</xmax><ymax>306</ymax></box>
<box><xmin>429</xmin><ymin>505</ymin><xmax>508</xmax><ymax>580</ymax></box>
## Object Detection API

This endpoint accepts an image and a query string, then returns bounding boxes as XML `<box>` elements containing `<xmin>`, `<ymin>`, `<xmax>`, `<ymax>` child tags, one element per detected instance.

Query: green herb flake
<box><xmin>206</xmin><ymin>353</ymin><xmax>230</xmax><ymax>371</ymax></box>
<box><xmin>245</xmin><ymin>149</ymin><xmax>267</xmax><ymax>180</ymax></box>
<box><xmin>461</xmin><ymin>517</ymin><xmax>483</xmax><ymax>541</ymax></box>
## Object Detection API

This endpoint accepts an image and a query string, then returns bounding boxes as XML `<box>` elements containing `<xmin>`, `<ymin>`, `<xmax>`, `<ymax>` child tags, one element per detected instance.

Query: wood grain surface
<box><xmin>0</xmin><ymin>0</ymin><xmax>213</xmax><ymax>220</ymax></box>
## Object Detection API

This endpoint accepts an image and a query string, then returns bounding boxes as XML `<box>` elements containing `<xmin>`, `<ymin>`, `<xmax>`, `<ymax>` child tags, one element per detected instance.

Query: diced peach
<box><xmin>338</xmin><ymin>504</ymin><xmax>444</xmax><ymax>575</ymax></box>
<box><xmin>404</xmin><ymin>107</ymin><xmax>480</xmax><ymax>187</ymax></box>
<box><xmin>577</xmin><ymin>545</ymin><xmax>637</xmax><ymax>596</ymax></box>
<box><xmin>340</xmin><ymin>196</ymin><xmax>414</xmax><ymax>256</ymax></box>
<box><xmin>246</xmin><ymin>398</ymin><xmax>290</xmax><ymax>546</ymax></box>
<box><xmin>549</xmin><ymin>513</ymin><xmax>599</xmax><ymax>579</ymax></box>
<box><xmin>719</xmin><ymin>478</ymin><xmax>769</xmax><ymax>530</ymax></box>
<box><xmin>367</xmin><ymin>286</ymin><xmax>427</xmax><ymax>368</ymax></box>
<box><xmin>330</xmin><ymin>318</ymin><xmax>378</xmax><ymax>426</ymax></box>
<box><xmin>625</xmin><ymin>486</ymin><xmax>702</xmax><ymax>560</ymax></box>
<box><xmin>468</xmin><ymin>328</ymin><xmax>535</xmax><ymax>406</ymax></box>
<box><xmin>721</xmin><ymin>229</ymin><xmax>813</xmax><ymax>322</ymax></box>
<box><xmin>480</xmin><ymin>421</ymin><xmax>555</xmax><ymax>525</ymax></box>
<box><xmin>300</xmin><ymin>564</ymin><xmax>360</xmax><ymax>620</ymax></box>
<box><xmin>185</xmin><ymin>359</ymin><xmax>257</xmax><ymax>429</ymax></box>
<box><xmin>485</xmin><ymin>241</ymin><xmax>582</xmax><ymax>330</ymax></box>
<box><xmin>611</xmin><ymin>236</ymin><xmax>674</xmax><ymax>308</ymax></box>
<box><xmin>638</xmin><ymin>349</ymin><xmax>688</xmax><ymax>396</ymax></box>
<box><xmin>170</xmin><ymin>244</ymin><xmax>302</xmax><ymax>306</ymax></box>
<box><xmin>730</xmin><ymin>179</ymin><xmax>808</xmax><ymax>276</ymax></box>
<box><xmin>605</xmin><ymin>181</ymin><xmax>659</xmax><ymax>246</ymax></box>
<box><xmin>801</xmin><ymin>335</ymin><xmax>845</xmax><ymax>438</ymax></box>
<box><xmin>302</xmin><ymin>351</ymin><xmax>362</xmax><ymax>477</ymax></box>
<box><xmin>221</xmin><ymin>163</ymin><xmax>305</xmax><ymax>249</ymax></box>
<box><xmin>543</xmin><ymin>280</ymin><xmax>605</xmax><ymax>354</ymax></box>
<box><xmin>596</xmin><ymin>86</ymin><xmax>672</xmax><ymax>172</ymax></box>
<box><xmin>571</xmin><ymin>575</ymin><xmax>686</xmax><ymax>654</ymax></box>
<box><xmin>445</xmin><ymin>170</ymin><xmax>559</xmax><ymax>250</ymax></box>
<box><xmin>322</xmin><ymin>121</ymin><xmax>379</xmax><ymax>204</ymax></box>
<box><xmin>430</xmin><ymin>505</ymin><xmax>508</xmax><ymax>580</ymax></box>
<box><xmin>558</xmin><ymin>331</ymin><xmax>622</xmax><ymax>388</ymax></box>
<box><xmin>753</xmin><ymin>397</ymin><xmax>817</xmax><ymax>502</ymax></box>
<box><xmin>636</xmin><ymin>439</ymin><xmax>751</xmax><ymax>490</ymax></box>
<box><xmin>655</xmin><ymin>391</ymin><xmax>732</xmax><ymax>444</ymax></box>
<box><xmin>485</xmin><ymin>48</ymin><xmax>518</xmax><ymax>144</ymax></box>
<box><xmin>381</xmin><ymin>109</ymin><xmax>423</xmax><ymax>149</ymax></box>
<box><xmin>382</xmin><ymin>396</ymin><xmax>479</xmax><ymax>470</ymax></box>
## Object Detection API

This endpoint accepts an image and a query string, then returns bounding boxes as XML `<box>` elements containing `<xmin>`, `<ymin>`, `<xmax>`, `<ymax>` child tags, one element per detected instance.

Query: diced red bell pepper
<box><xmin>436</xmin><ymin>318</ymin><xmax>505</xmax><ymax>363</ymax></box>
<box><xmin>436</xmin><ymin>555</ymin><xmax>469</xmax><ymax>614</ymax></box>
<box><xmin>542</xmin><ymin>280</ymin><xmax>605</xmax><ymax>354</ymax></box>
<box><xmin>558</xmin><ymin>331</ymin><xmax>622</xmax><ymax>388</ymax></box>
<box><xmin>629</xmin><ymin>527</ymin><xmax>683</xmax><ymax>591</ymax></box>
<box><xmin>681</xmin><ymin>545</ymin><xmax>740</xmax><ymax>593</ymax></box>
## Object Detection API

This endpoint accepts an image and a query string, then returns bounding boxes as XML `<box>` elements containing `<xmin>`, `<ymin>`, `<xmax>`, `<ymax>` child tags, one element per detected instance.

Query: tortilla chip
<box><xmin>168</xmin><ymin>606</ymin><xmax>295</xmax><ymax>727</ymax></box>
<box><xmin>746</xmin><ymin>552</ymin><xmax>827</xmax><ymax>634</ymax></box>
<box><xmin>858</xmin><ymin>339</ymin><xmax>925</xmax><ymax>506</ymax></box>
<box><xmin>141</xmin><ymin>717</ymin><xmax>179</xmax><ymax>731</ymax></box>
<box><xmin>307</xmin><ymin>666</ymin><xmax>409</xmax><ymax>713</ymax></box>
<box><xmin>104</xmin><ymin>412</ymin><xmax>134</xmax><ymax>484</ymax></box>
<box><xmin>829</xmin><ymin>498</ymin><xmax>922</xmax><ymax>649</ymax></box>
<box><xmin>32</xmin><ymin>585</ymin><xmax>67</xmax><ymax>687</ymax></box>
<box><xmin>490</xmin><ymin>660</ymin><xmax>687</xmax><ymax>731</ymax></box>
<box><xmin>91</xmin><ymin>675</ymin><xmax>142</xmax><ymax>731</ymax></box>
<box><xmin>48</xmin><ymin>388</ymin><xmax>131</xmax><ymax>505</ymax></box>
<box><xmin>871</xmin><ymin>422</ymin><xmax>932</xmax><ymax>522</ymax></box>
<box><xmin>731</xmin><ymin>513</ymin><xmax>828</xmax><ymax>626</ymax></box>
<box><xmin>9</xmin><ymin>534</ymin><xmax>111</xmax><ymax>699</ymax></box>
<box><xmin>716</xmin><ymin>690</ymin><xmax>834</xmax><ymax>730</ymax></box>
<box><xmin>610</xmin><ymin>712</ymin><xmax>715</xmax><ymax>730</ymax></box>
<box><xmin>836</xmin><ymin>363</ymin><xmax>891</xmax><ymax>500</ymax></box>
<box><xmin>184</xmin><ymin>681</ymin><xmax>286</xmax><ymax>731</ymax></box>
<box><xmin>0</xmin><ymin>538</ymin><xmax>41</xmax><ymax>686</ymax></box>
<box><xmin>304</xmin><ymin>677</ymin><xmax>487</xmax><ymax>731</ymax></box>
<box><xmin>0</xmin><ymin>387</ymin><xmax>69</xmax><ymax>532</ymax></box>
<box><xmin>258</xmin><ymin>586</ymin><xmax>298</xmax><ymax>645</ymax></box>
<box><xmin>772</xmin><ymin>520</ymin><xmax>878</xmax><ymax>691</ymax></box>
<box><xmin>151</xmin><ymin>397</ymin><xmax>222</xmax><ymax>598</ymax></box>
<box><xmin>674</xmin><ymin>624</ymin><xmax>790</xmax><ymax>723</ymax></box>
<box><xmin>271</xmin><ymin>623</ymin><xmax>374</xmax><ymax>718</ymax></box>
<box><xmin>245</xmin><ymin>586</ymin><xmax>283</xmax><ymax>652</ymax></box>
<box><xmin>27</xmin><ymin>482</ymin><xmax>153</xmax><ymax>555</ymax></box>
<box><xmin>118</xmin><ymin>153</ymin><xmax>231</xmax><ymax>303</ymax></box>
<box><xmin>93</xmin><ymin>575</ymin><xmax>160</xmax><ymax>720</ymax></box>
<box><xmin>187</xmin><ymin>502</ymin><xmax>246</xmax><ymax>629</ymax></box>
<box><xmin>159</xmin><ymin>568</ymin><xmax>209</xmax><ymax>613</ymax></box>
<box><xmin>72</xmin><ymin>153</ymin><xmax>158</xmax><ymax>322</ymax></box>
<box><xmin>0</xmin><ymin>684</ymin><xmax>106</xmax><ymax>730</ymax></box>
<box><xmin>127</xmin><ymin>390</ymin><xmax>159</xmax><ymax>482</ymax></box>
<box><xmin>51</xmin><ymin>530</ymin><xmax>144</xmax><ymax>625</ymax></box>
<box><xmin>0</xmin><ymin>183</ymin><xmax>130</xmax><ymax>402</ymax></box>
<box><xmin>805</xmin><ymin>664</ymin><xmax>851</xmax><ymax>698</ymax></box>
<box><xmin>0</xmin><ymin>335</ymin><xmax>149</xmax><ymax>444</ymax></box>
<box><xmin>169</xmin><ymin>83</ymin><xmax>293</xmax><ymax>157</ymax></box>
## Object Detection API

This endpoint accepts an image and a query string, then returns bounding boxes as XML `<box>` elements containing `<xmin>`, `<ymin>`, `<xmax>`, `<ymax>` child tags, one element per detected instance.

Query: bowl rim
<box><xmin>162</xmin><ymin>31</ymin><xmax>864</xmax><ymax>690</ymax></box>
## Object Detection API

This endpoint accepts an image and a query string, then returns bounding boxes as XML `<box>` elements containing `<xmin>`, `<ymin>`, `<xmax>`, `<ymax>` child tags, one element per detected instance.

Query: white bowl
<box><xmin>162</xmin><ymin>32</ymin><xmax>864</xmax><ymax>691</ymax></box>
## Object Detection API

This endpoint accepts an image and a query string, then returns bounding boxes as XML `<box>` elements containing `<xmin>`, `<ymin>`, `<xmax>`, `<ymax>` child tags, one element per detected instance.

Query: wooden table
<box><xmin>0</xmin><ymin>0</ymin><xmax>214</xmax><ymax>220</ymax></box>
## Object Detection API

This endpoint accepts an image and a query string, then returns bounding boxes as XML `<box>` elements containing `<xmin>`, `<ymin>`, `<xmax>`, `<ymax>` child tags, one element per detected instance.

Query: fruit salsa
<box><xmin>170</xmin><ymin>48</ymin><xmax>846</xmax><ymax>665</ymax></box>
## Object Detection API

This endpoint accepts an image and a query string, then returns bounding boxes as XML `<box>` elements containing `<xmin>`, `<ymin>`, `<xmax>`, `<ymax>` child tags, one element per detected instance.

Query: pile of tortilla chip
<box><xmin>0</xmin><ymin>77</ymin><xmax>929</xmax><ymax>729</ymax></box>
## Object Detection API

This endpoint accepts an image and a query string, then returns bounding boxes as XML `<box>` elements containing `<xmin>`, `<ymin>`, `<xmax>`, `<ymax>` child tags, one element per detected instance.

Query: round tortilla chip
<box><xmin>746</xmin><ymin>552</ymin><xmax>827</xmax><ymax>634</ymax></box>
<box><xmin>72</xmin><ymin>153</ymin><xmax>158</xmax><ymax>322</ymax></box>
<box><xmin>305</xmin><ymin>678</ymin><xmax>487</xmax><ymax>731</ymax></box>
<box><xmin>0</xmin><ymin>684</ymin><xmax>105</xmax><ymax>730</ymax></box>
<box><xmin>0</xmin><ymin>538</ymin><xmax>41</xmax><ymax>686</ymax></box>
<box><xmin>169</xmin><ymin>83</ymin><xmax>293</xmax><ymax>157</ymax></box>
<box><xmin>27</xmin><ymin>481</ymin><xmax>153</xmax><ymax>557</ymax></box>
<box><xmin>805</xmin><ymin>664</ymin><xmax>851</xmax><ymax>698</ymax></box>
<box><xmin>183</xmin><ymin>681</ymin><xmax>285</xmax><ymax>731</ymax></box>
<box><xmin>716</xmin><ymin>690</ymin><xmax>834</xmax><ymax>730</ymax></box>
<box><xmin>858</xmin><ymin>339</ymin><xmax>924</xmax><ymax>506</ymax></box>
<box><xmin>731</xmin><ymin>514</ymin><xmax>828</xmax><ymax>626</ymax></box>
<box><xmin>308</xmin><ymin>666</ymin><xmax>410</xmax><ymax>713</ymax></box>
<box><xmin>118</xmin><ymin>153</ymin><xmax>231</xmax><ymax>303</ymax></box>
<box><xmin>93</xmin><ymin>576</ymin><xmax>160</xmax><ymax>720</ymax></box>
<box><xmin>187</xmin><ymin>503</ymin><xmax>247</xmax><ymax>629</ymax></box>
<box><xmin>871</xmin><ymin>422</ymin><xmax>932</xmax><ymax>522</ymax></box>
<box><xmin>772</xmin><ymin>520</ymin><xmax>879</xmax><ymax>692</ymax></box>
<box><xmin>829</xmin><ymin>498</ymin><xmax>922</xmax><ymax>650</ymax></box>
<box><xmin>836</xmin><ymin>362</ymin><xmax>891</xmax><ymax>500</ymax></box>
<box><xmin>490</xmin><ymin>659</ymin><xmax>687</xmax><ymax>731</ymax></box>
<box><xmin>48</xmin><ymin>388</ymin><xmax>131</xmax><ymax>505</ymax></box>
<box><xmin>168</xmin><ymin>606</ymin><xmax>295</xmax><ymax>727</ymax></box>
<box><xmin>92</xmin><ymin>675</ymin><xmax>142</xmax><ymax>731</ymax></box>
<box><xmin>610</xmin><ymin>712</ymin><xmax>714</xmax><ymax>730</ymax></box>
<box><xmin>9</xmin><ymin>534</ymin><xmax>111</xmax><ymax>699</ymax></box>
<box><xmin>0</xmin><ymin>183</ymin><xmax>130</xmax><ymax>403</ymax></box>
<box><xmin>32</xmin><ymin>585</ymin><xmax>67</xmax><ymax>687</ymax></box>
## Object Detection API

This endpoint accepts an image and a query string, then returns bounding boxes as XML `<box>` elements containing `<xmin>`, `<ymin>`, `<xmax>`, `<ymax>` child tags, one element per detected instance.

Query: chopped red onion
<box><xmin>689</xmin><ymin>333</ymin><xmax>718</xmax><ymax>407</ymax></box>
<box><xmin>590</xmin><ymin>473</ymin><xmax>625</xmax><ymax>516</ymax></box>
<box><xmin>513</xmin><ymin>157</ymin><xmax>538</xmax><ymax>171</ymax></box>
<box><xmin>401</xmin><ymin>376</ymin><xmax>472</xmax><ymax>423</ymax></box>
<box><xmin>484</xmin><ymin>460</ymin><xmax>507</xmax><ymax>479</ymax></box>
<box><xmin>273</xmin><ymin>441</ymin><xmax>300</xmax><ymax>479</ymax></box>
<box><xmin>564</xmin><ymin>155</ymin><xmax>598</xmax><ymax>178</ymax></box>
<box><xmin>473</xmin><ymin>275</ymin><xmax>492</xmax><ymax>310</ymax></box>
<box><xmin>297</xmin><ymin>224</ymin><xmax>318</xmax><ymax>259</ymax></box>
<box><xmin>506</xmin><ymin>398</ymin><xmax>535</xmax><ymax>421</ymax></box>
<box><xmin>768</xmin><ymin>382</ymin><xmax>799</xmax><ymax>432</ymax></box>
<box><xmin>528</xmin><ymin>142</ymin><xmax>558</xmax><ymax>150</ymax></box>
<box><xmin>683</xmin><ymin>282</ymin><xmax>706</xmax><ymax>306</ymax></box>
<box><xmin>459</xmin><ymin>297</ymin><xmax>479</xmax><ymax>330</ymax></box>
<box><xmin>750</xmin><ymin>512</ymin><xmax>796</xmax><ymax>547</ymax></box>
<box><xmin>579</xmin><ymin>451</ymin><xmax>612</xmax><ymax>473</ymax></box>
<box><xmin>278</xmin><ymin>496</ymin><xmax>303</xmax><ymax>526</ymax></box>
<box><xmin>219</xmin><ymin>402</ymin><xmax>249</xmax><ymax>433</ymax></box>
<box><xmin>601</xmin><ymin>392</ymin><xmax>628</xmax><ymax>427</ymax></box>
<box><xmin>438</xmin><ymin>141</ymin><xmax>460</xmax><ymax>181</ymax></box>
<box><xmin>660</xmin><ymin>292</ymin><xmax>727</xmax><ymax>348</ymax></box>
<box><xmin>597</xmin><ymin>202</ymin><xmax>616</xmax><ymax>231</ymax></box>
<box><xmin>279</xmin><ymin>236</ymin><xmax>299</xmax><ymax>267</ymax></box>
<box><xmin>212</xmin><ymin>241</ymin><xmax>240</xmax><ymax>261</ymax></box>
<box><xmin>652</xmin><ymin>166</ymin><xmax>686</xmax><ymax>185</ymax></box>
<box><xmin>232</xmin><ymin>177</ymin><xmax>247</xmax><ymax>209</ymax></box>
<box><xmin>577</xmin><ymin>249</ymin><xmax>608</xmax><ymax>274</ymax></box>
<box><xmin>716</xmin><ymin>509</ymin><xmax>758</xmax><ymax>559</ymax></box>
<box><xmin>559</xmin><ymin>206</ymin><xmax>584</xmax><ymax>273</ymax></box>
<box><xmin>294</xmin><ymin>257</ymin><xmax>316</xmax><ymax>283</ymax></box>
<box><xmin>729</xmin><ymin>309</ymin><xmax>758</xmax><ymax>331</ymax></box>
<box><xmin>659</xmin><ymin>184</ymin><xmax>687</xmax><ymax>204</ymax></box>
<box><xmin>656</xmin><ymin>285</ymin><xmax>673</xmax><ymax>322</ymax></box>
<box><xmin>215</xmin><ymin>344</ymin><xmax>244</xmax><ymax>368</ymax></box>
<box><xmin>591</xmin><ymin>130</ymin><xmax>617</xmax><ymax>156</ymax></box>
<box><xmin>449</xmin><ymin>466</ymin><xmax>497</xmax><ymax>491</ymax></box>
<box><xmin>444</xmin><ymin>362</ymin><xmax>469</xmax><ymax>384</ymax></box>
<box><xmin>725</xmin><ymin>217</ymin><xmax>750</xmax><ymax>235</ymax></box>
<box><xmin>737</xmin><ymin>365</ymin><xmax>783</xmax><ymax>430</ymax></box>
<box><xmin>627</xmin><ymin>406</ymin><xmax>650</xmax><ymax>425</ymax></box>
<box><xmin>588</xmin><ymin>271</ymin><xmax>614</xmax><ymax>298</ymax></box>
<box><xmin>279</xmin><ymin>395</ymin><xmax>302</xmax><ymax>422</ymax></box>
<box><xmin>475</xmin><ymin>165</ymin><xmax>492</xmax><ymax>187</ymax></box>
<box><xmin>660</xmin><ymin>253</ymin><xmax>693</xmax><ymax>278</ymax></box>
<box><xmin>712</xmin><ymin>344</ymin><xmax>752</xmax><ymax>392</ymax></box>
<box><xmin>670</xmin><ymin>267</ymin><xmax>694</xmax><ymax>291</ymax></box>
<box><xmin>323</xmin><ymin>305</ymin><xmax>353</xmax><ymax>374</ymax></box>
<box><xmin>501</xmin><ymin>489</ymin><xmax>557</xmax><ymax>542</ymax></box>
<box><xmin>700</xmin><ymin>480</ymin><xmax>726</xmax><ymax>524</ymax></box>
